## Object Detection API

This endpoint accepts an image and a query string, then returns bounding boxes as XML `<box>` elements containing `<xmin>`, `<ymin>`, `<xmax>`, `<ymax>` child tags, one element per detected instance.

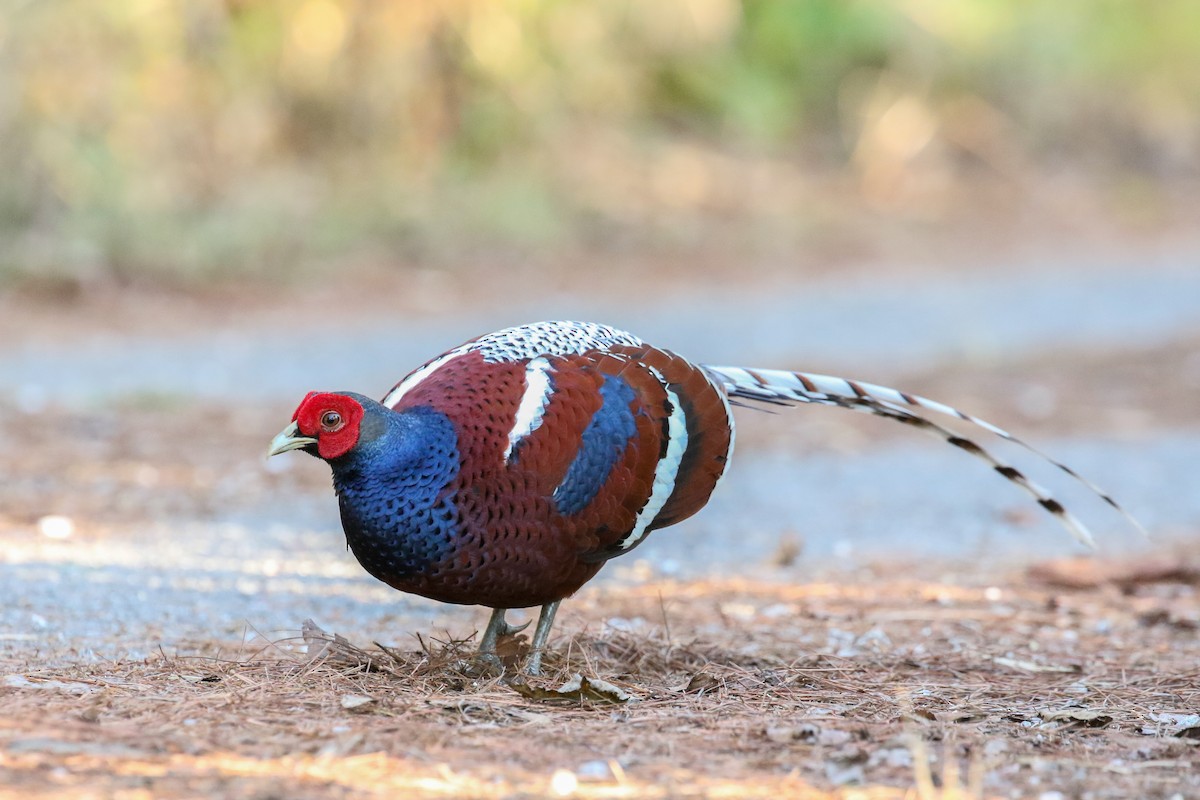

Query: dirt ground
<box><xmin>2</xmin><ymin>253</ymin><xmax>1199</xmax><ymax>798</ymax></box>
<box><xmin>1</xmin><ymin>560</ymin><xmax>1198</xmax><ymax>799</ymax></box>
<box><xmin>3</xmin><ymin>406</ymin><xmax>1198</xmax><ymax>799</ymax></box>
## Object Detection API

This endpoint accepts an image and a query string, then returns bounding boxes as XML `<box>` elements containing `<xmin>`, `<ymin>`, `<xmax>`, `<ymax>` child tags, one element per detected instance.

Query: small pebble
<box><xmin>550</xmin><ymin>768</ymin><xmax>578</xmax><ymax>796</ymax></box>
<box><xmin>38</xmin><ymin>515</ymin><xmax>75</xmax><ymax>540</ymax></box>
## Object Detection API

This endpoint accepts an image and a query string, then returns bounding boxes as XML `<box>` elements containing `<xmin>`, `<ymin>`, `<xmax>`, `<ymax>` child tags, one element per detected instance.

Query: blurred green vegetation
<box><xmin>2</xmin><ymin>0</ymin><xmax>1198</xmax><ymax>286</ymax></box>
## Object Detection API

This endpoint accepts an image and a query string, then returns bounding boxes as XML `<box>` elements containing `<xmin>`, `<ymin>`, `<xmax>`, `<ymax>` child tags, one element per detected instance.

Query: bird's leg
<box><xmin>477</xmin><ymin>608</ymin><xmax>531</xmax><ymax>668</ymax></box>
<box><xmin>525</xmin><ymin>600</ymin><xmax>560</xmax><ymax>676</ymax></box>
<box><xmin>478</xmin><ymin>608</ymin><xmax>509</xmax><ymax>657</ymax></box>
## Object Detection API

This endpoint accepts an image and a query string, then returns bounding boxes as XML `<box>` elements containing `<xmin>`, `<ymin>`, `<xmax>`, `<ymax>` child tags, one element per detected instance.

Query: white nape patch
<box><xmin>616</xmin><ymin>370</ymin><xmax>688</xmax><ymax>551</ymax></box>
<box><xmin>504</xmin><ymin>357</ymin><xmax>554</xmax><ymax>462</ymax></box>
<box><xmin>382</xmin><ymin>321</ymin><xmax>641</xmax><ymax>408</ymax></box>
<box><xmin>382</xmin><ymin>347</ymin><xmax>470</xmax><ymax>408</ymax></box>
<box><xmin>471</xmin><ymin>321</ymin><xmax>642</xmax><ymax>363</ymax></box>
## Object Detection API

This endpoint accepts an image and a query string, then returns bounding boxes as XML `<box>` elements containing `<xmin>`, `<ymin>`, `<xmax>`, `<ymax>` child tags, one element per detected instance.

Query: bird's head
<box><xmin>268</xmin><ymin>391</ymin><xmax>372</xmax><ymax>461</ymax></box>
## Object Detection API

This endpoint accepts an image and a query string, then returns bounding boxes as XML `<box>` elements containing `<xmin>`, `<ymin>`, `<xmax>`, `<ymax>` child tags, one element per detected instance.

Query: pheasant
<box><xmin>268</xmin><ymin>320</ymin><xmax>1142</xmax><ymax>673</ymax></box>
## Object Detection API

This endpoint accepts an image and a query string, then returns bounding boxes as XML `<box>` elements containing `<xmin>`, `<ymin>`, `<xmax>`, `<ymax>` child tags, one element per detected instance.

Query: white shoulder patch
<box><xmin>615</xmin><ymin>366</ymin><xmax>688</xmax><ymax>551</ymax></box>
<box><xmin>503</xmin><ymin>356</ymin><xmax>555</xmax><ymax>462</ymax></box>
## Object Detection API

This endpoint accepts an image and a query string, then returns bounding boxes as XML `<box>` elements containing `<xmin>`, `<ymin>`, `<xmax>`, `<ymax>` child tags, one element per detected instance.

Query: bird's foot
<box><xmin>474</xmin><ymin>608</ymin><xmax>534</xmax><ymax>676</ymax></box>
<box><xmin>476</xmin><ymin>603</ymin><xmax>560</xmax><ymax>677</ymax></box>
<box><xmin>470</xmin><ymin>651</ymin><xmax>505</xmax><ymax>677</ymax></box>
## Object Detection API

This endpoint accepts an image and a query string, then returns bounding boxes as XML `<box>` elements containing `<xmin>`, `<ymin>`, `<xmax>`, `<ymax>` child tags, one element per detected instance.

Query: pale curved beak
<box><xmin>267</xmin><ymin>421</ymin><xmax>318</xmax><ymax>457</ymax></box>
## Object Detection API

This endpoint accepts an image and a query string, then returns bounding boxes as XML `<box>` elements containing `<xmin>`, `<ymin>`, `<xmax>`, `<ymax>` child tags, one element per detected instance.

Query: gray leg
<box><xmin>478</xmin><ymin>608</ymin><xmax>530</xmax><ymax>661</ymax></box>
<box><xmin>525</xmin><ymin>600</ymin><xmax>560</xmax><ymax>676</ymax></box>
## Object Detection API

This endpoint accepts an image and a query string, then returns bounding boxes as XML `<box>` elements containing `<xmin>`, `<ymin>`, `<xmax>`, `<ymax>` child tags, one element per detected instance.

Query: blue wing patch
<box><xmin>553</xmin><ymin>374</ymin><xmax>637</xmax><ymax>515</ymax></box>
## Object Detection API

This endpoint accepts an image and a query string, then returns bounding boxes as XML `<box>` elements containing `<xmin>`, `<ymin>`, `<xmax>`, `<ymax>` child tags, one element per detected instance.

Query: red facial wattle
<box><xmin>292</xmin><ymin>392</ymin><xmax>365</xmax><ymax>460</ymax></box>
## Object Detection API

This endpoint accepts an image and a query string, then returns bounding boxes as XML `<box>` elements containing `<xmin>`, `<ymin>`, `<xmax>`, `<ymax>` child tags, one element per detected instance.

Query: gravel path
<box><xmin>2</xmin><ymin>252</ymin><xmax>1198</xmax><ymax>660</ymax></box>
<box><xmin>5</xmin><ymin>255</ymin><xmax>1198</xmax><ymax>406</ymax></box>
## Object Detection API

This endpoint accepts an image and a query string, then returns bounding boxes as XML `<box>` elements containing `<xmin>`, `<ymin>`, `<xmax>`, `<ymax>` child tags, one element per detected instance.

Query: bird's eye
<box><xmin>320</xmin><ymin>411</ymin><xmax>343</xmax><ymax>430</ymax></box>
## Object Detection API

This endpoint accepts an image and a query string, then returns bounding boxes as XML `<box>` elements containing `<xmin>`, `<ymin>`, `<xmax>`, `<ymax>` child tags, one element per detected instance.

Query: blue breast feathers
<box><xmin>552</xmin><ymin>374</ymin><xmax>638</xmax><ymax>515</ymax></box>
<box><xmin>331</xmin><ymin>406</ymin><xmax>461</xmax><ymax>580</ymax></box>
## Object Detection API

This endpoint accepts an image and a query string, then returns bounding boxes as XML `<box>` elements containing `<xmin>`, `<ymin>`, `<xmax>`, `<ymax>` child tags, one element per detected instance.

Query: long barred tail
<box><xmin>701</xmin><ymin>365</ymin><xmax>1148</xmax><ymax>547</ymax></box>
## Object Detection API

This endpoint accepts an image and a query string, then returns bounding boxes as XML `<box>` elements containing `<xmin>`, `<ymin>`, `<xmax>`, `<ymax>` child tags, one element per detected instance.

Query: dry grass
<box><xmin>2</xmin><ymin>564</ymin><xmax>1197</xmax><ymax>799</ymax></box>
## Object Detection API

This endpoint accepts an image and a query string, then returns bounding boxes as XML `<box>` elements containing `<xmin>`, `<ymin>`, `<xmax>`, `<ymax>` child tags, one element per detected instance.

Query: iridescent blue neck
<box><xmin>328</xmin><ymin>406</ymin><xmax>461</xmax><ymax>583</ymax></box>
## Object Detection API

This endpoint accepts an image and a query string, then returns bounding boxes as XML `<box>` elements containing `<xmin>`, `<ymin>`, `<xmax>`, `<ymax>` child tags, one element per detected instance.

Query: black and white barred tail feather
<box><xmin>702</xmin><ymin>365</ymin><xmax>1148</xmax><ymax>546</ymax></box>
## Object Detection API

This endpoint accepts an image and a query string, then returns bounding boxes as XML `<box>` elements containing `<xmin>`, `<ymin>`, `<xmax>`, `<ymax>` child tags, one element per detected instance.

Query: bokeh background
<box><xmin>4</xmin><ymin>0</ymin><xmax>1200</xmax><ymax>288</ymax></box>
<box><xmin>5</xmin><ymin>0</ymin><xmax>1200</xmax><ymax>642</ymax></box>
<box><xmin>3</xmin><ymin>3</ymin><xmax>1200</xmax><ymax>797</ymax></box>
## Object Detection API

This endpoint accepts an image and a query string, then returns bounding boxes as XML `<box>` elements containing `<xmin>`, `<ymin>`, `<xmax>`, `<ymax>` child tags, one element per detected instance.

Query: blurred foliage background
<box><xmin>2</xmin><ymin>0</ymin><xmax>1199</xmax><ymax>288</ymax></box>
